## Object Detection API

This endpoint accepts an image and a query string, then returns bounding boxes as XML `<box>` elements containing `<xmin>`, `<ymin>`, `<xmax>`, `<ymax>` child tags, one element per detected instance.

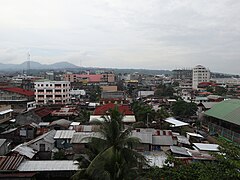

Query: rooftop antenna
<box><xmin>27</xmin><ymin>51</ymin><xmax>31</xmax><ymax>76</ymax></box>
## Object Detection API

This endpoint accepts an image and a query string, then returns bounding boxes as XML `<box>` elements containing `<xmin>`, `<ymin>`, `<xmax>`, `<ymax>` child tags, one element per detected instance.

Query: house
<box><xmin>197</xmin><ymin>102</ymin><xmax>219</xmax><ymax>112</ymax></box>
<box><xmin>131</xmin><ymin>129</ymin><xmax>174</xmax><ymax>151</ymax></box>
<box><xmin>15</xmin><ymin>107</ymin><xmax>52</xmax><ymax>126</ymax></box>
<box><xmin>54</xmin><ymin>130</ymin><xmax>75</xmax><ymax>149</ymax></box>
<box><xmin>101</xmin><ymin>91</ymin><xmax>125</xmax><ymax>99</ymax></box>
<box><xmin>0</xmin><ymin>87</ymin><xmax>35</xmax><ymax>113</ymax></box>
<box><xmin>24</xmin><ymin>130</ymin><xmax>56</xmax><ymax>159</ymax></box>
<box><xmin>70</xmin><ymin>132</ymin><xmax>101</xmax><ymax>154</ymax></box>
<box><xmin>91</xmin><ymin>103</ymin><xmax>136</xmax><ymax>123</ymax></box>
<box><xmin>204</xmin><ymin>99</ymin><xmax>240</xmax><ymax>144</ymax></box>
<box><xmin>0</xmin><ymin>123</ymin><xmax>38</xmax><ymax>144</ymax></box>
<box><xmin>51</xmin><ymin>106</ymin><xmax>79</xmax><ymax>118</ymax></box>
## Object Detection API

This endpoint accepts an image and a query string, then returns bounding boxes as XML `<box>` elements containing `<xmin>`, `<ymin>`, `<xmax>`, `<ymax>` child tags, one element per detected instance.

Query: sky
<box><xmin>0</xmin><ymin>0</ymin><xmax>240</xmax><ymax>74</ymax></box>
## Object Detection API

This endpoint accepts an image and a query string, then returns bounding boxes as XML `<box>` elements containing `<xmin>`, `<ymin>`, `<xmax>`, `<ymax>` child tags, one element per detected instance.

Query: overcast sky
<box><xmin>0</xmin><ymin>0</ymin><xmax>240</xmax><ymax>74</ymax></box>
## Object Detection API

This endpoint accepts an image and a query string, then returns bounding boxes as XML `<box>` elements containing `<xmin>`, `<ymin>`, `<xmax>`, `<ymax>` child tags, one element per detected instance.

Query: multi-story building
<box><xmin>0</xmin><ymin>87</ymin><xmax>35</xmax><ymax>113</ymax></box>
<box><xmin>192</xmin><ymin>65</ymin><xmax>210</xmax><ymax>89</ymax></box>
<box><xmin>172</xmin><ymin>69</ymin><xmax>192</xmax><ymax>80</ymax></box>
<box><xmin>34</xmin><ymin>81</ymin><xmax>70</xmax><ymax>105</ymax></box>
<box><xmin>64</xmin><ymin>72</ymin><xmax>115</xmax><ymax>84</ymax></box>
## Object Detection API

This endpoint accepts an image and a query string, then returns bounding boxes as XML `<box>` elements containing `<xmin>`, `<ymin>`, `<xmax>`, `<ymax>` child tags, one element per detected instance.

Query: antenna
<box><xmin>27</xmin><ymin>51</ymin><xmax>31</xmax><ymax>76</ymax></box>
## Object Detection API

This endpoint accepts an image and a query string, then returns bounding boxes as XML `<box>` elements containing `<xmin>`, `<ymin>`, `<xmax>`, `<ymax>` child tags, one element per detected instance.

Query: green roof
<box><xmin>204</xmin><ymin>99</ymin><xmax>240</xmax><ymax>126</ymax></box>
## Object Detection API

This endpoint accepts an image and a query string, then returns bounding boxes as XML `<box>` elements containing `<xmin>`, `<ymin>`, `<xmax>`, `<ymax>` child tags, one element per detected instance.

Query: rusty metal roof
<box><xmin>0</xmin><ymin>155</ymin><xmax>24</xmax><ymax>170</ymax></box>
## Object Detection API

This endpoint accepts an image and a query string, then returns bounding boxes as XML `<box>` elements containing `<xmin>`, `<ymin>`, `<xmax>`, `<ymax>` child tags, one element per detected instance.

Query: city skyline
<box><xmin>0</xmin><ymin>0</ymin><xmax>240</xmax><ymax>74</ymax></box>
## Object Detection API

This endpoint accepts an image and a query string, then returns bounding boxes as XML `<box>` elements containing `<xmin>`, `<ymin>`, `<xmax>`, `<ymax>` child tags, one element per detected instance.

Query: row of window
<box><xmin>36</xmin><ymin>84</ymin><xmax>69</xmax><ymax>87</ymax></box>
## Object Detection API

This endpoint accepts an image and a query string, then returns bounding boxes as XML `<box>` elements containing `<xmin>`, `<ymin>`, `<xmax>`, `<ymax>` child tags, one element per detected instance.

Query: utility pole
<box><xmin>27</xmin><ymin>51</ymin><xmax>31</xmax><ymax>76</ymax></box>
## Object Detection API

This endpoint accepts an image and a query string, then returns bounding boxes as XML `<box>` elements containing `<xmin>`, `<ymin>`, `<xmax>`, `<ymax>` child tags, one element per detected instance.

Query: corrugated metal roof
<box><xmin>90</xmin><ymin>115</ymin><xmax>136</xmax><ymax>123</ymax></box>
<box><xmin>26</xmin><ymin>130</ymin><xmax>56</xmax><ymax>145</ymax></box>
<box><xmin>164</xmin><ymin>117</ymin><xmax>189</xmax><ymax>127</ymax></box>
<box><xmin>0</xmin><ymin>87</ymin><xmax>34</xmax><ymax>97</ymax></box>
<box><xmin>176</xmin><ymin>136</ymin><xmax>190</xmax><ymax>145</ymax></box>
<box><xmin>204</xmin><ymin>99</ymin><xmax>240</xmax><ymax>126</ymax></box>
<box><xmin>199</xmin><ymin>102</ymin><xmax>219</xmax><ymax>109</ymax></box>
<box><xmin>17</xmin><ymin>160</ymin><xmax>78</xmax><ymax>171</ymax></box>
<box><xmin>131</xmin><ymin>131</ymin><xmax>152</xmax><ymax>144</ymax></box>
<box><xmin>193</xmin><ymin>143</ymin><xmax>219</xmax><ymax>152</ymax></box>
<box><xmin>186</xmin><ymin>132</ymin><xmax>203</xmax><ymax>139</ymax></box>
<box><xmin>70</xmin><ymin>132</ymin><xmax>101</xmax><ymax>144</ymax></box>
<box><xmin>0</xmin><ymin>155</ymin><xmax>24</xmax><ymax>170</ymax></box>
<box><xmin>152</xmin><ymin>136</ymin><xmax>173</xmax><ymax>146</ymax></box>
<box><xmin>54</xmin><ymin>130</ymin><xmax>75</xmax><ymax>139</ymax></box>
<box><xmin>12</xmin><ymin>145</ymin><xmax>36</xmax><ymax>159</ymax></box>
<box><xmin>170</xmin><ymin>146</ymin><xmax>191</xmax><ymax>156</ymax></box>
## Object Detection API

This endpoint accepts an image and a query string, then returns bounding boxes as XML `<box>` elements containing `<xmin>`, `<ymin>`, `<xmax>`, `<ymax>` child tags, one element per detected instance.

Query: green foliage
<box><xmin>72</xmin><ymin>107</ymin><xmax>146</xmax><ymax>180</ymax></box>
<box><xmin>144</xmin><ymin>138</ymin><xmax>240</xmax><ymax>180</ymax></box>
<box><xmin>88</xmin><ymin>85</ymin><xmax>101</xmax><ymax>102</ymax></box>
<box><xmin>154</xmin><ymin>84</ymin><xmax>174</xmax><ymax>97</ymax></box>
<box><xmin>206</xmin><ymin>86</ymin><xmax>214</xmax><ymax>93</ymax></box>
<box><xmin>132</xmin><ymin>101</ymin><xmax>155</xmax><ymax>125</ymax></box>
<box><xmin>53</xmin><ymin>150</ymin><xmax>66</xmax><ymax>160</ymax></box>
<box><xmin>171</xmin><ymin>101</ymin><xmax>197</xmax><ymax>117</ymax></box>
<box><xmin>75</xmin><ymin>109</ymin><xmax>90</xmax><ymax>124</ymax></box>
<box><xmin>214</xmin><ymin>86</ymin><xmax>227</xmax><ymax>96</ymax></box>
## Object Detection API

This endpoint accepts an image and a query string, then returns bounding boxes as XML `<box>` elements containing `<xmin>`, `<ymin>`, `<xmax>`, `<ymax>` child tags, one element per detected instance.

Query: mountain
<box><xmin>0</xmin><ymin>61</ymin><xmax>79</xmax><ymax>70</ymax></box>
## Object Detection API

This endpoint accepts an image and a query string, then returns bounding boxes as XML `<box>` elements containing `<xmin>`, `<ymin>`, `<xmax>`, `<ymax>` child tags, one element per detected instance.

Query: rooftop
<box><xmin>164</xmin><ymin>117</ymin><xmax>189</xmax><ymax>127</ymax></box>
<box><xmin>93</xmin><ymin>103</ymin><xmax>134</xmax><ymax>115</ymax></box>
<box><xmin>204</xmin><ymin>99</ymin><xmax>240</xmax><ymax>126</ymax></box>
<box><xmin>17</xmin><ymin>160</ymin><xmax>78</xmax><ymax>171</ymax></box>
<box><xmin>0</xmin><ymin>87</ymin><xmax>34</xmax><ymax>97</ymax></box>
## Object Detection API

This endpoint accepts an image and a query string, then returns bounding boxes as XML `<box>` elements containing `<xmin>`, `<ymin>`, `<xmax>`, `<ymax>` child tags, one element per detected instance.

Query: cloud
<box><xmin>0</xmin><ymin>0</ymin><xmax>239</xmax><ymax>74</ymax></box>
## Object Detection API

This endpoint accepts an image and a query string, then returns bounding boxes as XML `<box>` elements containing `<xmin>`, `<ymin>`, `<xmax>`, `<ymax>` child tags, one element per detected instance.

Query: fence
<box><xmin>205</xmin><ymin>121</ymin><xmax>240</xmax><ymax>144</ymax></box>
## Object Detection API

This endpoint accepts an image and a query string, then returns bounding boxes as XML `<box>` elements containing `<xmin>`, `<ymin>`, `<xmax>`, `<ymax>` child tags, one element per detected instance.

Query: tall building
<box><xmin>172</xmin><ymin>69</ymin><xmax>192</xmax><ymax>80</ymax></box>
<box><xmin>192</xmin><ymin>65</ymin><xmax>210</xmax><ymax>89</ymax></box>
<box><xmin>34</xmin><ymin>81</ymin><xmax>70</xmax><ymax>105</ymax></box>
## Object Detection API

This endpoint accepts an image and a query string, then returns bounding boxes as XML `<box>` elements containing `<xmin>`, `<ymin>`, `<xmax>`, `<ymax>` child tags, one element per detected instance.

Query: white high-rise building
<box><xmin>34</xmin><ymin>81</ymin><xmax>70</xmax><ymax>105</ymax></box>
<box><xmin>192</xmin><ymin>65</ymin><xmax>210</xmax><ymax>89</ymax></box>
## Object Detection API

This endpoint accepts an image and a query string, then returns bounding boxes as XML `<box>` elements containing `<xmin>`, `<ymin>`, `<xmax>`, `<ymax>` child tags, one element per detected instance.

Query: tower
<box><xmin>27</xmin><ymin>51</ymin><xmax>31</xmax><ymax>76</ymax></box>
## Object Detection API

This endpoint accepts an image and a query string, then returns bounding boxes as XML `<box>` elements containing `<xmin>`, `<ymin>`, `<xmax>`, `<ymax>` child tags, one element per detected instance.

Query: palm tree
<box><xmin>72</xmin><ymin>107</ymin><xmax>146</xmax><ymax>180</ymax></box>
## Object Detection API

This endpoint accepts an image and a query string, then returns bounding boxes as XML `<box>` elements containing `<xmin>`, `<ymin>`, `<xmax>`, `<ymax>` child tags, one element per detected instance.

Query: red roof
<box><xmin>94</xmin><ymin>103</ymin><xmax>134</xmax><ymax>115</ymax></box>
<box><xmin>198</xmin><ymin>92</ymin><xmax>213</xmax><ymax>95</ymax></box>
<box><xmin>0</xmin><ymin>87</ymin><xmax>34</xmax><ymax>97</ymax></box>
<box><xmin>34</xmin><ymin>108</ymin><xmax>52</xmax><ymax>118</ymax></box>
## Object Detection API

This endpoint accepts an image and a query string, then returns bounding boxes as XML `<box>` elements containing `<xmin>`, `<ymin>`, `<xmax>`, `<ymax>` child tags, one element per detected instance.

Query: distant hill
<box><xmin>0</xmin><ymin>61</ymin><xmax>79</xmax><ymax>70</ymax></box>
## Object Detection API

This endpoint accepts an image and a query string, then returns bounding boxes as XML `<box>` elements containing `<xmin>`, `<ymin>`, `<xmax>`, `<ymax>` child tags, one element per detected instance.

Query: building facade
<box><xmin>34</xmin><ymin>81</ymin><xmax>70</xmax><ymax>105</ymax></box>
<box><xmin>192</xmin><ymin>65</ymin><xmax>210</xmax><ymax>89</ymax></box>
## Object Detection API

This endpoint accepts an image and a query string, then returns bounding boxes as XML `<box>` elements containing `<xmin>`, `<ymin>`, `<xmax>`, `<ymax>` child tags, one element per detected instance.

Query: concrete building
<box><xmin>192</xmin><ymin>65</ymin><xmax>210</xmax><ymax>89</ymax></box>
<box><xmin>64</xmin><ymin>72</ymin><xmax>115</xmax><ymax>84</ymax></box>
<box><xmin>0</xmin><ymin>87</ymin><xmax>35</xmax><ymax>113</ymax></box>
<box><xmin>0</xmin><ymin>105</ymin><xmax>13</xmax><ymax>124</ymax></box>
<box><xmin>172</xmin><ymin>69</ymin><xmax>192</xmax><ymax>80</ymax></box>
<box><xmin>34</xmin><ymin>81</ymin><xmax>70</xmax><ymax>105</ymax></box>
